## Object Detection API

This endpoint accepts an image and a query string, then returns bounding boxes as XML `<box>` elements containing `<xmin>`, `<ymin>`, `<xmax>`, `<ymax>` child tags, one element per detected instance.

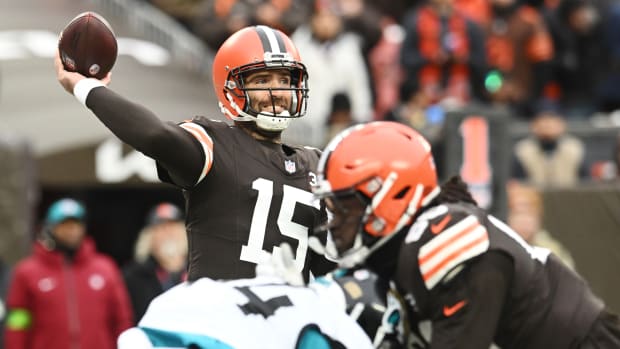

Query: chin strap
<box><xmin>255</xmin><ymin>110</ymin><xmax>292</xmax><ymax>131</ymax></box>
<box><xmin>309</xmin><ymin>224</ymin><xmax>411</xmax><ymax>270</ymax></box>
<box><xmin>225</xmin><ymin>92</ymin><xmax>294</xmax><ymax>131</ymax></box>
<box><xmin>308</xmin><ymin>234</ymin><xmax>372</xmax><ymax>269</ymax></box>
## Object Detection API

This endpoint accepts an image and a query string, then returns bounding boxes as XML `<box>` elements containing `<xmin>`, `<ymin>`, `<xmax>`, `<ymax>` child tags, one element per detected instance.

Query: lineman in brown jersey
<box><xmin>311</xmin><ymin>121</ymin><xmax>620</xmax><ymax>349</ymax></box>
<box><xmin>55</xmin><ymin>25</ymin><xmax>334</xmax><ymax>281</ymax></box>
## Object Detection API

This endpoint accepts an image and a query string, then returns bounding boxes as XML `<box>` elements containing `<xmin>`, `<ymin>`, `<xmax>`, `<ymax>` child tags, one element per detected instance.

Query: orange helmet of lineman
<box><xmin>312</xmin><ymin>121</ymin><xmax>440</xmax><ymax>267</ymax></box>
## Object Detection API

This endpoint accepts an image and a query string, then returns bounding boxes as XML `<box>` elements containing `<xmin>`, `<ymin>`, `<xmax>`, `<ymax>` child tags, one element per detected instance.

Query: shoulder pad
<box><xmin>189</xmin><ymin>116</ymin><xmax>229</xmax><ymax>128</ymax></box>
<box><xmin>303</xmin><ymin>146</ymin><xmax>322</xmax><ymax>157</ymax></box>
<box><xmin>417</xmin><ymin>212</ymin><xmax>489</xmax><ymax>290</ymax></box>
<box><xmin>406</xmin><ymin>204</ymin><xmax>474</xmax><ymax>243</ymax></box>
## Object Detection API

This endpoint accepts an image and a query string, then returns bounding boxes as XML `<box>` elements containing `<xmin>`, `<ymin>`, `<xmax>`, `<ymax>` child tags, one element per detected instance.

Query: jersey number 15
<box><xmin>240</xmin><ymin>178</ymin><xmax>320</xmax><ymax>271</ymax></box>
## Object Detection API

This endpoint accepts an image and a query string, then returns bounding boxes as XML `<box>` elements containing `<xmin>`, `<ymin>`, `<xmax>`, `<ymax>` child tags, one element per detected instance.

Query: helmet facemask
<box><xmin>311</xmin><ymin>177</ymin><xmax>432</xmax><ymax>269</ymax></box>
<box><xmin>310</xmin><ymin>122</ymin><xmax>441</xmax><ymax>268</ymax></box>
<box><xmin>313</xmin><ymin>189</ymin><xmax>373</xmax><ymax>257</ymax></box>
<box><xmin>309</xmin><ymin>178</ymin><xmax>410</xmax><ymax>268</ymax></box>
<box><xmin>222</xmin><ymin>57</ymin><xmax>309</xmax><ymax>132</ymax></box>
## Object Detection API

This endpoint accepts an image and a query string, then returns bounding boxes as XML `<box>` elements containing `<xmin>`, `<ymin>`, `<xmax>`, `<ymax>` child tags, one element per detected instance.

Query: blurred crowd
<box><xmin>143</xmin><ymin>0</ymin><xmax>619</xmax><ymax>119</ymax></box>
<box><xmin>142</xmin><ymin>0</ymin><xmax>620</xmax><ymax>183</ymax></box>
<box><xmin>2</xmin><ymin>200</ymin><xmax>187</xmax><ymax>349</ymax></box>
<box><xmin>137</xmin><ymin>0</ymin><xmax>620</xmax><ymax>275</ymax></box>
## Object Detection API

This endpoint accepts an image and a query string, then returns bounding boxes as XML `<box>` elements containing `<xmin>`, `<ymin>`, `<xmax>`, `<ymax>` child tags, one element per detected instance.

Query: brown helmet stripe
<box><xmin>255</xmin><ymin>25</ymin><xmax>286</xmax><ymax>54</ymax></box>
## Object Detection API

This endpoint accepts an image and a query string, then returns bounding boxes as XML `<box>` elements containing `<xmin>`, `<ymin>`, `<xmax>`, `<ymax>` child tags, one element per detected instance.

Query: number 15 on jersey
<box><xmin>240</xmin><ymin>178</ymin><xmax>320</xmax><ymax>271</ymax></box>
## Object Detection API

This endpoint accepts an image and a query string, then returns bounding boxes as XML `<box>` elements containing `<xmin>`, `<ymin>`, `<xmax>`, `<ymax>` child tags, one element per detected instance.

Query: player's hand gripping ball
<box><xmin>58</xmin><ymin>12</ymin><xmax>118</xmax><ymax>79</ymax></box>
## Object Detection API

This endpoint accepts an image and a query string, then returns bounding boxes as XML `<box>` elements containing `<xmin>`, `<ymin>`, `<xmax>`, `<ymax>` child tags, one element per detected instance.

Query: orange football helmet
<box><xmin>212</xmin><ymin>25</ymin><xmax>309</xmax><ymax>131</ymax></box>
<box><xmin>312</xmin><ymin>121</ymin><xmax>440</xmax><ymax>265</ymax></box>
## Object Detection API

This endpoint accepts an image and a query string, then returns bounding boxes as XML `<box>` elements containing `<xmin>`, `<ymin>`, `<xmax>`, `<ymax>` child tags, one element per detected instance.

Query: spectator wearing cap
<box><xmin>122</xmin><ymin>202</ymin><xmax>187</xmax><ymax>323</ymax></box>
<box><xmin>4</xmin><ymin>198</ymin><xmax>133</xmax><ymax>349</ymax></box>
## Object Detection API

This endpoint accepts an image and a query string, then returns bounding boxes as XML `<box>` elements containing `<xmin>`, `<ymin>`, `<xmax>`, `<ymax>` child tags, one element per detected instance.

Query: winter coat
<box><xmin>4</xmin><ymin>238</ymin><xmax>133</xmax><ymax>349</ymax></box>
<box><xmin>122</xmin><ymin>256</ymin><xmax>185</xmax><ymax>323</ymax></box>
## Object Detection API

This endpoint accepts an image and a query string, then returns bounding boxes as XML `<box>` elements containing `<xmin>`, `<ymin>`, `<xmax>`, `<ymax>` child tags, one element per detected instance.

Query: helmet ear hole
<box><xmin>393</xmin><ymin>186</ymin><xmax>411</xmax><ymax>200</ymax></box>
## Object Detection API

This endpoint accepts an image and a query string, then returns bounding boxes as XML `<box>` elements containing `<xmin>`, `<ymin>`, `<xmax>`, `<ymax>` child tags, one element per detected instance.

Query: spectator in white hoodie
<box><xmin>288</xmin><ymin>0</ymin><xmax>373</xmax><ymax>147</ymax></box>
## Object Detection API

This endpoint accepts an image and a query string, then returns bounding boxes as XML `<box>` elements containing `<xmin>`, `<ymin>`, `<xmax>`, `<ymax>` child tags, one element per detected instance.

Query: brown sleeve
<box><xmin>86</xmin><ymin>87</ymin><xmax>204</xmax><ymax>188</ymax></box>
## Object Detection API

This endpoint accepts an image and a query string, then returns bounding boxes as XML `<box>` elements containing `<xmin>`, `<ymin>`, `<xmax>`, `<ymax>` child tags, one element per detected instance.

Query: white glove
<box><xmin>255</xmin><ymin>242</ymin><xmax>305</xmax><ymax>286</ymax></box>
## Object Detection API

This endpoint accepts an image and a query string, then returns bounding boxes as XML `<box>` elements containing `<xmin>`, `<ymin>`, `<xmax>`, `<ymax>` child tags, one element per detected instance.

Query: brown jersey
<box><xmin>390</xmin><ymin>201</ymin><xmax>604</xmax><ymax>348</ymax></box>
<box><xmin>158</xmin><ymin>117</ymin><xmax>332</xmax><ymax>281</ymax></box>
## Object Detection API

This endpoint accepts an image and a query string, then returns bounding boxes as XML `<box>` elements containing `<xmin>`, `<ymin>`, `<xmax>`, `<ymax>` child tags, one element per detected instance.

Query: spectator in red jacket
<box><xmin>4</xmin><ymin>198</ymin><xmax>133</xmax><ymax>349</ymax></box>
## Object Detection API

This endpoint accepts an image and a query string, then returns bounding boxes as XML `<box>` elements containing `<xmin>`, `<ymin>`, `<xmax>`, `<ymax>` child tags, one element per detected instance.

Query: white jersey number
<box><xmin>240</xmin><ymin>178</ymin><xmax>319</xmax><ymax>271</ymax></box>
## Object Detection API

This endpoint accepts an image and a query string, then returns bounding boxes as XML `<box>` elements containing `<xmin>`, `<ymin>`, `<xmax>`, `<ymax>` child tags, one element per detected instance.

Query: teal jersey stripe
<box><xmin>141</xmin><ymin>327</ymin><xmax>235</xmax><ymax>349</ymax></box>
<box><xmin>297</xmin><ymin>328</ymin><xmax>332</xmax><ymax>349</ymax></box>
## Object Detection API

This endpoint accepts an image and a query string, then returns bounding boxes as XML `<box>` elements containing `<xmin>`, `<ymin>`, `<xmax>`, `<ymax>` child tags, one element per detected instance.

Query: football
<box><xmin>58</xmin><ymin>12</ymin><xmax>118</xmax><ymax>79</ymax></box>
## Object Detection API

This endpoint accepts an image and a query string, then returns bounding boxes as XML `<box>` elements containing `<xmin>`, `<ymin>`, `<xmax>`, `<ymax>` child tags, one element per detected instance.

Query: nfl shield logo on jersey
<box><xmin>285</xmin><ymin>160</ymin><xmax>296</xmax><ymax>174</ymax></box>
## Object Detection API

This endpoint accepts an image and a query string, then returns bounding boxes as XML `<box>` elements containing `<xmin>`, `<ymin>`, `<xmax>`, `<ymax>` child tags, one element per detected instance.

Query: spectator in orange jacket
<box><xmin>400</xmin><ymin>0</ymin><xmax>489</xmax><ymax>108</ymax></box>
<box><xmin>485</xmin><ymin>0</ymin><xmax>555</xmax><ymax>118</ymax></box>
<box><xmin>4</xmin><ymin>198</ymin><xmax>133</xmax><ymax>349</ymax></box>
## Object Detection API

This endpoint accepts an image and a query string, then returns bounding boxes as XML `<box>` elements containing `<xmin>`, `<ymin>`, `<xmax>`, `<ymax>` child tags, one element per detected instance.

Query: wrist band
<box><xmin>73</xmin><ymin>78</ymin><xmax>105</xmax><ymax>107</ymax></box>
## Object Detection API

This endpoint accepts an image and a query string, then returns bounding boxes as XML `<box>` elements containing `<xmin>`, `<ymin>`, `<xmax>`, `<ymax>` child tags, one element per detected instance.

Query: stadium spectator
<box><xmin>544</xmin><ymin>0</ymin><xmax>609</xmax><ymax>118</ymax></box>
<box><xmin>289</xmin><ymin>0</ymin><xmax>373</xmax><ymax>147</ymax></box>
<box><xmin>373</xmin><ymin>0</ymin><xmax>418</xmax><ymax>24</ymax></box>
<box><xmin>383</xmin><ymin>79</ymin><xmax>445</xmax><ymax>177</ymax></box>
<box><xmin>333</xmin><ymin>0</ymin><xmax>384</xmax><ymax>87</ymax></box>
<box><xmin>511</xmin><ymin>106</ymin><xmax>586</xmax><ymax>187</ymax></box>
<box><xmin>597</xmin><ymin>1</ymin><xmax>620</xmax><ymax>113</ymax></box>
<box><xmin>310</xmin><ymin>121</ymin><xmax>620</xmax><ymax>348</ymax></box>
<box><xmin>506</xmin><ymin>182</ymin><xmax>576</xmax><ymax>269</ymax></box>
<box><xmin>333</xmin><ymin>0</ymin><xmax>383</xmax><ymax>59</ymax></box>
<box><xmin>325</xmin><ymin>93</ymin><xmax>356</xmax><ymax>145</ymax></box>
<box><xmin>4</xmin><ymin>198</ymin><xmax>132</xmax><ymax>349</ymax></box>
<box><xmin>55</xmin><ymin>25</ymin><xmax>335</xmax><ymax>282</ymax></box>
<box><xmin>454</xmin><ymin>0</ymin><xmax>492</xmax><ymax>26</ymax></box>
<box><xmin>384</xmin><ymin>79</ymin><xmax>445</xmax><ymax>138</ymax></box>
<box><xmin>368</xmin><ymin>19</ymin><xmax>406</xmax><ymax>120</ymax></box>
<box><xmin>190</xmin><ymin>0</ymin><xmax>312</xmax><ymax>51</ymax></box>
<box><xmin>484</xmin><ymin>0</ymin><xmax>554</xmax><ymax>118</ymax></box>
<box><xmin>399</xmin><ymin>0</ymin><xmax>488</xmax><ymax>108</ymax></box>
<box><xmin>123</xmin><ymin>202</ymin><xmax>187</xmax><ymax>323</ymax></box>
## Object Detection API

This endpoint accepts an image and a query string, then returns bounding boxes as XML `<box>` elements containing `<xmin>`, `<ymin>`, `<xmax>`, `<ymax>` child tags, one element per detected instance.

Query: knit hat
<box><xmin>146</xmin><ymin>202</ymin><xmax>183</xmax><ymax>226</ymax></box>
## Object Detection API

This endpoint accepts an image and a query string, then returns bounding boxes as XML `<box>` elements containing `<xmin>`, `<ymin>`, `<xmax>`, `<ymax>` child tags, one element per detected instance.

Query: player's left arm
<box><xmin>428</xmin><ymin>251</ymin><xmax>513</xmax><ymax>349</ymax></box>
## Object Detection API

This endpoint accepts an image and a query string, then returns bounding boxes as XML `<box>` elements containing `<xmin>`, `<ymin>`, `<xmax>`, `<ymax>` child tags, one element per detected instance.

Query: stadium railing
<box><xmin>94</xmin><ymin>0</ymin><xmax>213</xmax><ymax>76</ymax></box>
